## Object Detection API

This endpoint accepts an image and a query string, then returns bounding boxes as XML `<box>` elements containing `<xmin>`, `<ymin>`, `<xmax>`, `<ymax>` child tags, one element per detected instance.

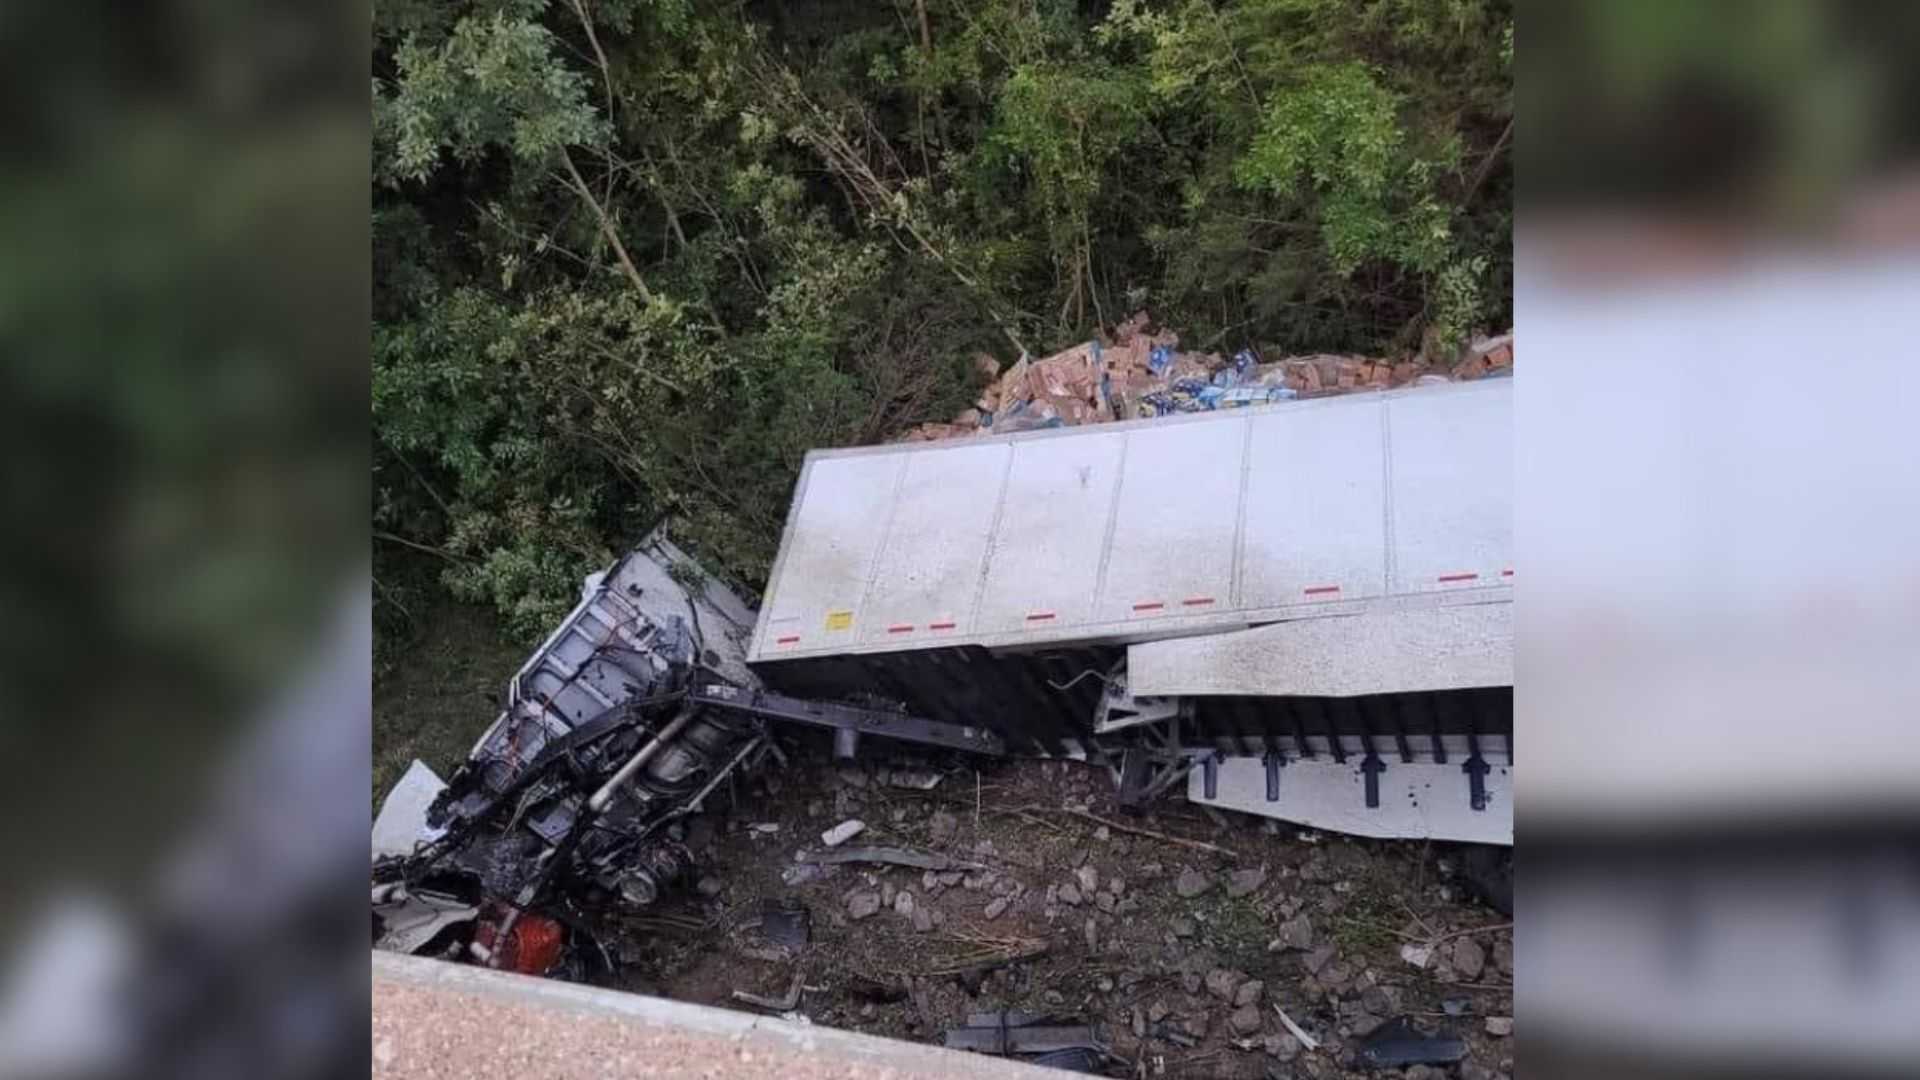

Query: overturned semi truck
<box><xmin>373</xmin><ymin>377</ymin><xmax>1509</xmax><ymax>973</ymax></box>
<box><xmin>746</xmin><ymin>376</ymin><xmax>1512</xmax><ymax>844</ymax></box>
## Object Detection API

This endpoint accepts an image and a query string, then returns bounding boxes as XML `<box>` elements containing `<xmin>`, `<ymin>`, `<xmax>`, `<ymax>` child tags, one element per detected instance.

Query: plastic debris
<box><xmin>1352</xmin><ymin>1017</ymin><xmax>1467</xmax><ymax>1069</ymax></box>
<box><xmin>820</xmin><ymin>819</ymin><xmax>865</xmax><ymax>847</ymax></box>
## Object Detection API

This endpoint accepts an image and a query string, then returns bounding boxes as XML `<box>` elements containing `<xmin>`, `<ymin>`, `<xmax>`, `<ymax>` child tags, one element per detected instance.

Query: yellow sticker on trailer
<box><xmin>824</xmin><ymin>610</ymin><xmax>854</xmax><ymax>631</ymax></box>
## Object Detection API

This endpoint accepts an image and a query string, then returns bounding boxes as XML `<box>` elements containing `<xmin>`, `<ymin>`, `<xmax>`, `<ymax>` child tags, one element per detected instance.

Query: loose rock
<box><xmin>1171</xmin><ymin>916</ymin><xmax>1196</xmax><ymax>939</ymax></box>
<box><xmin>894</xmin><ymin>890</ymin><xmax>916</xmax><ymax>918</ymax></box>
<box><xmin>1233</xmin><ymin>979</ymin><xmax>1265</xmax><ymax>1008</ymax></box>
<box><xmin>1084</xmin><ymin>918</ymin><xmax>1099</xmax><ymax>953</ymax></box>
<box><xmin>1452</xmin><ymin>936</ymin><xmax>1487</xmax><ymax>980</ymax></box>
<box><xmin>1149</xmin><ymin>1001</ymin><xmax>1170</xmax><ymax>1024</ymax></box>
<box><xmin>1225</xmin><ymin>866</ymin><xmax>1267</xmax><ymax>899</ymax></box>
<box><xmin>929</xmin><ymin>811</ymin><xmax>958</xmax><ymax>845</ymax></box>
<box><xmin>821</xmin><ymin>820</ymin><xmax>866</xmax><ymax>847</ymax></box>
<box><xmin>1360</xmin><ymin>985</ymin><xmax>1399</xmax><ymax>1016</ymax></box>
<box><xmin>1229</xmin><ymin>1004</ymin><xmax>1264</xmax><ymax>1036</ymax></box>
<box><xmin>695</xmin><ymin>876</ymin><xmax>724</xmax><ymax>898</ymax></box>
<box><xmin>1131</xmin><ymin>1006</ymin><xmax>1146</xmax><ymax>1038</ymax></box>
<box><xmin>1493</xmin><ymin>936</ymin><xmax>1514</xmax><ymax>976</ymax></box>
<box><xmin>983</xmin><ymin>896</ymin><xmax>1011</xmax><ymax>921</ymax></box>
<box><xmin>1485</xmin><ymin>1016</ymin><xmax>1513</xmax><ymax>1037</ymax></box>
<box><xmin>847</xmin><ymin>891</ymin><xmax>882</xmax><ymax>920</ymax></box>
<box><xmin>1174</xmin><ymin>868</ymin><xmax>1212</xmax><ymax>899</ymax></box>
<box><xmin>1302</xmin><ymin>944</ymin><xmax>1337</xmax><ymax>974</ymax></box>
<box><xmin>1274</xmin><ymin>914</ymin><xmax>1313</xmax><ymax>950</ymax></box>
<box><xmin>912</xmin><ymin>906</ymin><xmax>934</xmax><ymax>933</ymax></box>
<box><xmin>1076</xmin><ymin>865</ymin><xmax>1098</xmax><ymax>894</ymax></box>
<box><xmin>1204</xmin><ymin>968</ymin><xmax>1244</xmax><ymax>1002</ymax></box>
<box><xmin>1263</xmin><ymin>1032</ymin><xmax>1301</xmax><ymax>1062</ymax></box>
<box><xmin>1058</xmin><ymin>884</ymin><xmax>1083</xmax><ymax>906</ymax></box>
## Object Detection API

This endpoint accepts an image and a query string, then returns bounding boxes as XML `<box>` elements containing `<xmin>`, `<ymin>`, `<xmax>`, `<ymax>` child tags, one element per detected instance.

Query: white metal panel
<box><xmin>1129</xmin><ymin>602</ymin><xmax>1512</xmax><ymax>698</ymax></box>
<box><xmin>756</xmin><ymin>453</ymin><xmax>903</xmax><ymax>653</ymax></box>
<box><xmin>1093</xmin><ymin>418</ymin><xmax>1246</xmax><ymax>623</ymax></box>
<box><xmin>975</xmin><ymin>431</ymin><xmax>1126</xmax><ymax>632</ymax></box>
<box><xmin>1239</xmin><ymin>400</ymin><xmax>1388</xmax><ymax>608</ymax></box>
<box><xmin>372</xmin><ymin>760</ymin><xmax>446</xmax><ymax>859</ymax></box>
<box><xmin>858</xmin><ymin>442</ymin><xmax>1010</xmax><ymax>643</ymax></box>
<box><xmin>1389</xmin><ymin>383</ymin><xmax>1512</xmax><ymax>592</ymax></box>
<box><xmin>1191</xmin><ymin>756</ymin><xmax>1511</xmax><ymax>845</ymax></box>
<box><xmin>749</xmin><ymin>379</ymin><xmax>1513</xmax><ymax>662</ymax></box>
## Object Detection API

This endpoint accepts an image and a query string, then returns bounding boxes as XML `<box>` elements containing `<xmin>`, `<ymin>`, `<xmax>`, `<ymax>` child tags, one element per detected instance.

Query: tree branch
<box><xmin>559</xmin><ymin>148</ymin><xmax>655</xmax><ymax>304</ymax></box>
<box><xmin>1462</xmin><ymin>116</ymin><xmax>1513</xmax><ymax>208</ymax></box>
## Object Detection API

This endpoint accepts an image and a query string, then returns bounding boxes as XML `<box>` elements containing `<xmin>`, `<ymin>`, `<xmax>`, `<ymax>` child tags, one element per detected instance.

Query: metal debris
<box><xmin>756</xmin><ymin>900</ymin><xmax>812</xmax><ymax>949</ymax></box>
<box><xmin>1270</xmin><ymin>1003</ymin><xmax>1320</xmax><ymax>1052</ymax></box>
<box><xmin>944</xmin><ymin>1011</ymin><xmax>1106</xmax><ymax>1058</ymax></box>
<box><xmin>732</xmin><ymin>971</ymin><xmax>806</xmax><ymax>1012</ymax></box>
<box><xmin>795</xmin><ymin>846</ymin><xmax>987</xmax><ymax>871</ymax></box>
<box><xmin>1352</xmin><ymin>1017</ymin><xmax>1467</xmax><ymax>1069</ymax></box>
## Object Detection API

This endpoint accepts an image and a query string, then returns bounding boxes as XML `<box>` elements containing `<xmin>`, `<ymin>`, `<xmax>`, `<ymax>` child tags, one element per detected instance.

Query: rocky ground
<box><xmin>596</xmin><ymin>751</ymin><xmax>1514</xmax><ymax>1079</ymax></box>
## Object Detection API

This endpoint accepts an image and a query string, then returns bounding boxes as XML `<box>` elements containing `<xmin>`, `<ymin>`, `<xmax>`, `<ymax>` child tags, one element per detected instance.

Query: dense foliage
<box><xmin>373</xmin><ymin>0</ymin><xmax>1512</xmax><ymax>641</ymax></box>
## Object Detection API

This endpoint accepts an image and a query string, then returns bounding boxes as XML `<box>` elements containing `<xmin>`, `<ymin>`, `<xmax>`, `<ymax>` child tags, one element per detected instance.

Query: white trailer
<box><xmin>749</xmin><ymin>378</ymin><xmax>1513</xmax><ymax>843</ymax></box>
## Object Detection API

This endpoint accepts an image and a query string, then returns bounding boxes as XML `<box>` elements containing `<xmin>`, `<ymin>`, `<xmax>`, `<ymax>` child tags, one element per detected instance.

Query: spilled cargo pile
<box><xmin>899</xmin><ymin>313</ymin><xmax>1514</xmax><ymax>443</ymax></box>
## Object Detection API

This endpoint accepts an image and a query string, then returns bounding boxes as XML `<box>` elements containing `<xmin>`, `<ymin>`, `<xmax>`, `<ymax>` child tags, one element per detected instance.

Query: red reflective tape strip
<box><xmin>1303</xmin><ymin>585</ymin><xmax>1341</xmax><ymax>596</ymax></box>
<box><xmin>1437</xmin><ymin>572</ymin><xmax>1480</xmax><ymax>583</ymax></box>
<box><xmin>1025</xmin><ymin>612</ymin><xmax>1056</xmax><ymax>622</ymax></box>
<box><xmin>886</xmin><ymin>624</ymin><xmax>914</xmax><ymax>634</ymax></box>
<box><xmin>775</xmin><ymin>635</ymin><xmax>801</xmax><ymax>645</ymax></box>
<box><xmin>1132</xmin><ymin>601</ymin><xmax>1165</xmax><ymax>612</ymax></box>
<box><xmin>1500</xmin><ymin>569</ymin><xmax>1514</xmax><ymax>577</ymax></box>
<box><xmin>928</xmin><ymin>621</ymin><xmax>956</xmax><ymax>630</ymax></box>
<box><xmin>1181</xmin><ymin>597</ymin><xmax>1215</xmax><ymax>607</ymax></box>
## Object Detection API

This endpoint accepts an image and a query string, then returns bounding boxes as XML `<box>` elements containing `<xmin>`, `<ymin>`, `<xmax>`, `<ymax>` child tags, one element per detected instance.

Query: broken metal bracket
<box><xmin>1092</xmin><ymin>666</ymin><xmax>1182</xmax><ymax>735</ymax></box>
<box><xmin>691</xmin><ymin>683</ymin><xmax>1005</xmax><ymax>756</ymax></box>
